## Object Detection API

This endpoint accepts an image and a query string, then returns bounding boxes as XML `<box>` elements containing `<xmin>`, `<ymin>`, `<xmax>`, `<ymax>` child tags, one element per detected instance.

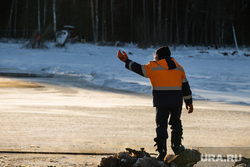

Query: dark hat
<box><xmin>156</xmin><ymin>46</ymin><xmax>171</xmax><ymax>59</ymax></box>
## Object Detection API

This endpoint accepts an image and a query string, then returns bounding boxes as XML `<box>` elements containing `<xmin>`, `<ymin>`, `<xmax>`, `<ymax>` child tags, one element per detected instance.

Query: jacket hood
<box><xmin>156</xmin><ymin>57</ymin><xmax>177</xmax><ymax>70</ymax></box>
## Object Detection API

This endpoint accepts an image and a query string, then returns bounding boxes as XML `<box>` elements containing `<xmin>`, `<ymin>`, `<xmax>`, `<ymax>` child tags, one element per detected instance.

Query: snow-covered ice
<box><xmin>0</xmin><ymin>42</ymin><xmax>249</xmax><ymax>105</ymax></box>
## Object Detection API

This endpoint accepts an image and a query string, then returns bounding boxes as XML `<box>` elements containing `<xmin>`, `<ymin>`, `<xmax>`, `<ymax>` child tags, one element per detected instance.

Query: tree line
<box><xmin>1</xmin><ymin>0</ymin><xmax>249</xmax><ymax>48</ymax></box>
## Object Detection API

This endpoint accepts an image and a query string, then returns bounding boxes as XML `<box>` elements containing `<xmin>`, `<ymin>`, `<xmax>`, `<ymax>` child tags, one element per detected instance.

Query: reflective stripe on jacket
<box><xmin>125</xmin><ymin>57</ymin><xmax>192</xmax><ymax>107</ymax></box>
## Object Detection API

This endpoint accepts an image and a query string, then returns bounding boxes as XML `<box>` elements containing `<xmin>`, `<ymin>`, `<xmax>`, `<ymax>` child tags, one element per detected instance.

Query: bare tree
<box><xmin>152</xmin><ymin>0</ymin><xmax>156</xmax><ymax>44</ymax></box>
<box><xmin>102</xmin><ymin>0</ymin><xmax>106</xmax><ymax>42</ymax></box>
<box><xmin>53</xmin><ymin>0</ymin><xmax>56</xmax><ymax>35</ymax></box>
<box><xmin>169</xmin><ymin>0</ymin><xmax>174</xmax><ymax>45</ymax></box>
<box><xmin>130</xmin><ymin>0</ymin><xmax>134</xmax><ymax>43</ymax></box>
<box><xmin>157</xmin><ymin>0</ymin><xmax>162</xmax><ymax>44</ymax></box>
<box><xmin>232</xmin><ymin>23</ymin><xmax>238</xmax><ymax>50</ymax></box>
<box><xmin>43</xmin><ymin>0</ymin><xmax>47</xmax><ymax>27</ymax></box>
<box><xmin>142</xmin><ymin>0</ymin><xmax>147</xmax><ymax>45</ymax></box>
<box><xmin>184</xmin><ymin>0</ymin><xmax>190</xmax><ymax>46</ymax></box>
<box><xmin>90</xmin><ymin>0</ymin><xmax>98</xmax><ymax>43</ymax></box>
<box><xmin>174</xmin><ymin>0</ymin><xmax>180</xmax><ymax>49</ymax></box>
<box><xmin>14</xmin><ymin>0</ymin><xmax>18</xmax><ymax>37</ymax></box>
<box><xmin>163</xmin><ymin>0</ymin><xmax>169</xmax><ymax>44</ymax></box>
<box><xmin>22</xmin><ymin>0</ymin><xmax>29</xmax><ymax>38</ymax></box>
<box><xmin>90</xmin><ymin>0</ymin><xmax>95</xmax><ymax>42</ymax></box>
<box><xmin>6</xmin><ymin>0</ymin><xmax>16</xmax><ymax>37</ymax></box>
<box><xmin>95</xmin><ymin>0</ymin><xmax>99</xmax><ymax>42</ymax></box>
<box><xmin>110</xmin><ymin>0</ymin><xmax>115</xmax><ymax>39</ymax></box>
<box><xmin>204</xmin><ymin>0</ymin><xmax>209</xmax><ymax>46</ymax></box>
<box><xmin>210</xmin><ymin>1</ymin><xmax>214</xmax><ymax>47</ymax></box>
<box><xmin>38</xmin><ymin>0</ymin><xmax>41</xmax><ymax>34</ymax></box>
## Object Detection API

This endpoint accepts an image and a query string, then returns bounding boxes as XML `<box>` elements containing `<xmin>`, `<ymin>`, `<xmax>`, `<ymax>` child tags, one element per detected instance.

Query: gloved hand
<box><xmin>186</xmin><ymin>104</ymin><xmax>194</xmax><ymax>113</ymax></box>
<box><xmin>117</xmin><ymin>50</ymin><xmax>128</xmax><ymax>62</ymax></box>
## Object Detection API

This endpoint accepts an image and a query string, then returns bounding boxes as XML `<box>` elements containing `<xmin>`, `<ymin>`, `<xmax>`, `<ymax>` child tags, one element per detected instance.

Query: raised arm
<box><xmin>117</xmin><ymin>50</ymin><xmax>145</xmax><ymax>77</ymax></box>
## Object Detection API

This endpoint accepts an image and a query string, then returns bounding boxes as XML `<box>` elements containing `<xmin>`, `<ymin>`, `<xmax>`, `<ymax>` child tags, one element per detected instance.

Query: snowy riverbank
<box><xmin>0</xmin><ymin>42</ymin><xmax>250</xmax><ymax>105</ymax></box>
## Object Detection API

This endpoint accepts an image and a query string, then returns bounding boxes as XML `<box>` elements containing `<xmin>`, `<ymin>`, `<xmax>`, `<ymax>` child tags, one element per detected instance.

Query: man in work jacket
<box><xmin>117</xmin><ymin>46</ymin><xmax>193</xmax><ymax>161</ymax></box>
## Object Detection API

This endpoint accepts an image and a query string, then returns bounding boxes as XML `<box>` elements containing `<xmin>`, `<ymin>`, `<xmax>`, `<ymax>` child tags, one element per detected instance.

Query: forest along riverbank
<box><xmin>0</xmin><ymin>76</ymin><xmax>249</xmax><ymax>166</ymax></box>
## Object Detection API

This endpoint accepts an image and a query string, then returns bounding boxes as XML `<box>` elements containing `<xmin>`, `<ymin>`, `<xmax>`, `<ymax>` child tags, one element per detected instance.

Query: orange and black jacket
<box><xmin>125</xmin><ymin>57</ymin><xmax>192</xmax><ymax>107</ymax></box>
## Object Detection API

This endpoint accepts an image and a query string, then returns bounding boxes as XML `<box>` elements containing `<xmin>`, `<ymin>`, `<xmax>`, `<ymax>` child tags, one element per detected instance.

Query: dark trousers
<box><xmin>156</xmin><ymin>106</ymin><xmax>183</xmax><ymax>139</ymax></box>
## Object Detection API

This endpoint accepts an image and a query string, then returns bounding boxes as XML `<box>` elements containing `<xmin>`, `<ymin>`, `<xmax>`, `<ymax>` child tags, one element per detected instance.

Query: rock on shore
<box><xmin>98</xmin><ymin>148</ymin><xmax>201</xmax><ymax>167</ymax></box>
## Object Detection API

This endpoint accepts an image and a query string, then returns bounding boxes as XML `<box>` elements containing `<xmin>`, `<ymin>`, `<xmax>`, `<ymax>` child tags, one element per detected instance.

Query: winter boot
<box><xmin>171</xmin><ymin>130</ymin><xmax>185</xmax><ymax>155</ymax></box>
<box><xmin>154</xmin><ymin>138</ymin><xmax>167</xmax><ymax>161</ymax></box>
